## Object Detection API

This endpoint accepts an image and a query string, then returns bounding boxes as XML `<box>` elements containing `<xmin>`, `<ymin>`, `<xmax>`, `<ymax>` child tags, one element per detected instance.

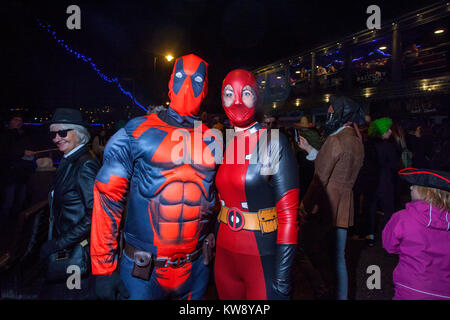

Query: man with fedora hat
<box><xmin>38</xmin><ymin>108</ymin><xmax>100</xmax><ymax>299</ymax></box>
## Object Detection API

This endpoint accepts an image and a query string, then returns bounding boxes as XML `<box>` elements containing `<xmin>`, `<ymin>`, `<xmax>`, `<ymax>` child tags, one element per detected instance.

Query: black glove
<box><xmin>95</xmin><ymin>272</ymin><xmax>130</xmax><ymax>300</ymax></box>
<box><xmin>271</xmin><ymin>244</ymin><xmax>296</xmax><ymax>300</ymax></box>
<box><xmin>39</xmin><ymin>239</ymin><xmax>59</xmax><ymax>262</ymax></box>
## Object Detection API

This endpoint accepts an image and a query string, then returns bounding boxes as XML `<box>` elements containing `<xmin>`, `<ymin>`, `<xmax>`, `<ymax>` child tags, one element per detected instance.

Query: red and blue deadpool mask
<box><xmin>221</xmin><ymin>69</ymin><xmax>258</xmax><ymax>128</ymax></box>
<box><xmin>168</xmin><ymin>54</ymin><xmax>208</xmax><ymax>117</ymax></box>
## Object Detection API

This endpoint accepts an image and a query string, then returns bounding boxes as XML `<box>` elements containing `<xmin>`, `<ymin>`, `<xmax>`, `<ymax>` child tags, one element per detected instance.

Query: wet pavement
<box><xmin>289</xmin><ymin>220</ymin><xmax>398</xmax><ymax>300</ymax></box>
<box><xmin>1</xmin><ymin>209</ymin><xmax>399</xmax><ymax>300</ymax></box>
<box><xmin>204</xmin><ymin>217</ymin><xmax>399</xmax><ymax>301</ymax></box>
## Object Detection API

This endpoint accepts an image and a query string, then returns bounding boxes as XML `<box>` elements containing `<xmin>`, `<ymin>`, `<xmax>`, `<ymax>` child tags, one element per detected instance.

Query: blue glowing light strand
<box><xmin>376</xmin><ymin>48</ymin><xmax>392</xmax><ymax>57</ymax></box>
<box><xmin>36</xmin><ymin>19</ymin><xmax>148</xmax><ymax>113</ymax></box>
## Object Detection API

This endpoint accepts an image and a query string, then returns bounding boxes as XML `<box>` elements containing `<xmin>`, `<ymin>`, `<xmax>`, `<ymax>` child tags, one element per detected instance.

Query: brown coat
<box><xmin>303</xmin><ymin>127</ymin><xmax>364</xmax><ymax>228</ymax></box>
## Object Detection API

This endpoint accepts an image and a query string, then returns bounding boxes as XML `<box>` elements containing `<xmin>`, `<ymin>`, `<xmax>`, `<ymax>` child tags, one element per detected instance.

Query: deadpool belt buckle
<box><xmin>167</xmin><ymin>253</ymin><xmax>188</xmax><ymax>268</ymax></box>
<box><xmin>227</xmin><ymin>208</ymin><xmax>245</xmax><ymax>232</ymax></box>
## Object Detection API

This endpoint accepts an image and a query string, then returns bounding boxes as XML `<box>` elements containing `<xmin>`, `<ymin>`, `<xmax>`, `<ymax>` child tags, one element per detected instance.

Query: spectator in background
<box><xmin>263</xmin><ymin>116</ymin><xmax>277</xmax><ymax>129</ymax></box>
<box><xmin>406</xmin><ymin>124</ymin><xmax>430</xmax><ymax>169</ymax></box>
<box><xmin>298</xmin><ymin>96</ymin><xmax>365</xmax><ymax>300</ymax></box>
<box><xmin>391</xmin><ymin>122</ymin><xmax>412</xmax><ymax>210</ymax></box>
<box><xmin>328</xmin><ymin>65</ymin><xmax>336</xmax><ymax>73</ymax></box>
<box><xmin>391</xmin><ymin>123</ymin><xmax>411</xmax><ymax>169</ymax></box>
<box><xmin>431</xmin><ymin>122</ymin><xmax>450</xmax><ymax>171</ymax></box>
<box><xmin>92</xmin><ymin>129</ymin><xmax>108</xmax><ymax>162</ymax></box>
<box><xmin>383</xmin><ymin>168</ymin><xmax>450</xmax><ymax>300</ymax></box>
<box><xmin>212</xmin><ymin>116</ymin><xmax>225</xmax><ymax>148</ymax></box>
<box><xmin>352</xmin><ymin>114</ymin><xmax>377</xmax><ymax>239</ymax></box>
<box><xmin>293</xmin><ymin>116</ymin><xmax>322</xmax><ymax>201</ymax></box>
<box><xmin>212</xmin><ymin>116</ymin><xmax>224</xmax><ymax>131</ymax></box>
<box><xmin>200</xmin><ymin>111</ymin><xmax>208</xmax><ymax>124</ymax></box>
<box><xmin>366</xmin><ymin>117</ymin><xmax>400</xmax><ymax>246</ymax></box>
<box><xmin>0</xmin><ymin>113</ymin><xmax>36</xmax><ymax>231</ymax></box>
<box><xmin>292</xmin><ymin>115</ymin><xmax>329</xmax><ymax>299</ymax></box>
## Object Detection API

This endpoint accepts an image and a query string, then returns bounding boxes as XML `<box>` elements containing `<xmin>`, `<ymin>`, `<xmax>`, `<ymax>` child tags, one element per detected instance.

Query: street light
<box><xmin>153</xmin><ymin>53</ymin><xmax>175</xmax><ymax>73</ymax></box>
<box><xmin>150</xmin><ymin>53</ymin><xmax>175</xmax><ymax>104</ymax></box>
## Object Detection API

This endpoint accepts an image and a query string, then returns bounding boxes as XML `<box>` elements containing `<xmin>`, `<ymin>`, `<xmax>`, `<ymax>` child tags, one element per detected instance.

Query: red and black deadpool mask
<box><xmin>168</xmin><ymin>54</ymin><xmax>208</xmax><ymax>117</ymax></box>
<box><xmin>221</xmin><ymin>69</ymin><xmax>258</xmax><ymax>128</ymax></box>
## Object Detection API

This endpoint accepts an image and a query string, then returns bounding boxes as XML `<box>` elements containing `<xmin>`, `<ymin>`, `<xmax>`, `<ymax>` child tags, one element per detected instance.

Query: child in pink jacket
<box><xmin>382</xmin><ymin>168</ymin><xmax>450</xmax><ymax>300</ymax></box>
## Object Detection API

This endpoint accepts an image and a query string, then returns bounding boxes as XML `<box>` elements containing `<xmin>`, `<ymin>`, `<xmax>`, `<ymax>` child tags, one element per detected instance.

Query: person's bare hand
<box><xmin>297</xmin><ymin>136</ymin><xmax>313</xmax><ymax>153</ymax></box>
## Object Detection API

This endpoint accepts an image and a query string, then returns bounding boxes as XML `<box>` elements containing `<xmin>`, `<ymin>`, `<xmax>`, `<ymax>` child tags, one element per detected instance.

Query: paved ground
<box><xmin>204</xmin><ymin>215</ymin><xmax>399</xmax><ymax>301</ymax></box>
<box><xmin>289</xmin><ymin>216</ymin><xmax>398</xmax><ymax>300</ymax></box>
<box><xmin>1</xmin><ymin>210</ymin><xmax>399</xmax><ymax>300</ymax></box>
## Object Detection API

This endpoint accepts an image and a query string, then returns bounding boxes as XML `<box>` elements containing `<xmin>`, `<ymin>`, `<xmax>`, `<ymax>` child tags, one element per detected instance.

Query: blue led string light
<box><xmin>375</xmin><ymin>48</ymin><xmax>392</xmax><ymax>57</ymax></box>
<box><xmin>36</xmin><ymin>18</ymin><xmax>148</xmax><ymax>113</ymax></box>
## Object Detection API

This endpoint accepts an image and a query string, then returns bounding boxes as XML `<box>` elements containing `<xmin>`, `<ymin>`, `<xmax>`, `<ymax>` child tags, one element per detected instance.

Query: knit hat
<box><xmin>368</xmin><ymin>117</ymin><xmax>392</xmax><ymax>137</ymax></box>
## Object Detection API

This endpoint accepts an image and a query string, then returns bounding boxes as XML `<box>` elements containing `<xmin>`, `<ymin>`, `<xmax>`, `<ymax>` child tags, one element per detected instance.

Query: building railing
<box><xmin>0</xmin><ymin>200</ymin><xmax>49</xmax><ymax>272</ymax></box>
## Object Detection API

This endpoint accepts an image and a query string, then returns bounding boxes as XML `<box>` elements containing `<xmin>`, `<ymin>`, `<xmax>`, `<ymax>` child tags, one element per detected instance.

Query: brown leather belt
<box><xmin>123</xmin><ymin>242</ymin><xmax>201</xmax><ymax>268</ymax></box>
<box><xmin>218</xmin><ymin>206</ymin><xmax>278</xmax><ymax>234</ymax></box>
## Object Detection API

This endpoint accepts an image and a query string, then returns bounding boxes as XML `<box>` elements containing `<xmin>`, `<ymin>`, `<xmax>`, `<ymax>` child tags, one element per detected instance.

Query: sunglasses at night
<box><xmin>50</xmin><ymin>129</ymin><xmax>73</xmax><ymax>139</ymax></box>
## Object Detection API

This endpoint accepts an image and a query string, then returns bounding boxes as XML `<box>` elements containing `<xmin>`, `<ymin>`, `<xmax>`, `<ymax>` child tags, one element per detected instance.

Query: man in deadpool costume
<box><xmin>91</xmin><ymin>54</ymin><xmax>219</xmax><ymax>300</ymax></box>
<box><xmin>214</xmin><ymin>69</ymin><xmax>300</xmax><ymax>299</ymax></box>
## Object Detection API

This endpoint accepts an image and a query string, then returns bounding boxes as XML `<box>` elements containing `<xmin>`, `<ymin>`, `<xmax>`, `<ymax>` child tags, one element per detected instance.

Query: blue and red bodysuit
<box><xmin>214</xmin><ymin>69</ymin><xmax>299</xmax><ymax>300</ymax></box>
<box><xmin>91</xmin><ymin>54</ymin><xmax>219</xmax><ymax>300</ymax></box>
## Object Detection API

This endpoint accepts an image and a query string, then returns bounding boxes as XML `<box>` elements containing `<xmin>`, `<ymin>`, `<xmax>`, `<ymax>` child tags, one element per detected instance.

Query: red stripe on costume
<box><xmin>131</xmin><ymin>114</ymin><xmax>167</xmax><ymax>139</ymax></box>
<box><xmin>275</xmin><ymin>188</ymin><xmax>300</xmax><ymax>245</ymax></box>
<box><xmin>399</xmin><ymin>168</ymin><xmax>450</xmax><ymax>184</ymax></box>
<box><xmin>91</xmin><ymin>175</ymin><xmax>129</xmax><ymax>275</ymax></box>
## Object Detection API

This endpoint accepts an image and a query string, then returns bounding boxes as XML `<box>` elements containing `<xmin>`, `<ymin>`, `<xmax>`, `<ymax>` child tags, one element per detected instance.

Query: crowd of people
<box><xmin>0</xmin><ymin>53</ymin><xmax>449</xmax><ymax>301</ymax></box>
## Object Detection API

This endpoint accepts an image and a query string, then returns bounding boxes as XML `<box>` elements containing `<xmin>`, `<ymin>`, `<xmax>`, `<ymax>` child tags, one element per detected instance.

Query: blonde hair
<box><xmin>416</xmin><ymin>186</ymin><xmax>450</xmax><ymax>212</ymax></box>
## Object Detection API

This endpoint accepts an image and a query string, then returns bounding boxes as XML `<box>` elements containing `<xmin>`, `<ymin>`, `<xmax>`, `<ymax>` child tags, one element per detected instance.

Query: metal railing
<box><xmin>0</xmin><ymin>200</ymin><xmax>49</xmax><ymax>272</ymax></box>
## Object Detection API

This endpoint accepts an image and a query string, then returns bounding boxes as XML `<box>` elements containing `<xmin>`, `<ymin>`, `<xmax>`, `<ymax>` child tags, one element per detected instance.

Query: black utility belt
<box><xmin>123</xmin><ymin>242</ymin><xmax>201</xmax><ymax>270</ymax></box>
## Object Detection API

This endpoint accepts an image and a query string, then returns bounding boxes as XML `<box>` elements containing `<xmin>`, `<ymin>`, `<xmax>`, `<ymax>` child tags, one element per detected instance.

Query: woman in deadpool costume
<box><xmin>214</xmin><ymin>69</ymin><xmax>300</xmax><ymax>300</ymax></box>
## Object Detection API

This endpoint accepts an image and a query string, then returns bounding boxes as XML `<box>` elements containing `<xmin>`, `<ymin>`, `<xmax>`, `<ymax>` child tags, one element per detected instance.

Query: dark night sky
<box><xmin>0</xmin><ymin>0</ymin><xmax>436</xmax><ymax>116</ymax></box>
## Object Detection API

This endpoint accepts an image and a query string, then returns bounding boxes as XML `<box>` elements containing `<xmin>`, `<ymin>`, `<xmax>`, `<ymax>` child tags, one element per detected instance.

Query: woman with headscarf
<box><xmin>297</xmin><ymin>95</ymin><xmax>365</xmax><ymax>300</ymax></box>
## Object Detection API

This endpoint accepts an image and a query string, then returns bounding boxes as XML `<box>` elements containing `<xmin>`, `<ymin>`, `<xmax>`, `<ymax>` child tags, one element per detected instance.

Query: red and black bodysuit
<box><xmin>91</xmin><ymin>54</ymin><xmax>219</xmax><ymax>300</ymax></box>
<box><xmin>214</xmin><ymin>69</ymin><xmax>299</xmax><ymax>299</ymax></box>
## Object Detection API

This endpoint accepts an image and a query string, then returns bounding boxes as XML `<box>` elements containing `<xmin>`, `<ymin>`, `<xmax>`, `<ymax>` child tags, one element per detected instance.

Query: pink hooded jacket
<box><xmin>382</xmin><ymin>200</ymin><xmax>450</xmax><ymax>300</ymax></box>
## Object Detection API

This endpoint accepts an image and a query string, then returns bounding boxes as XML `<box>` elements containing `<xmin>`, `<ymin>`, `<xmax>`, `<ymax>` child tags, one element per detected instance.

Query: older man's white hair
<box><xmin>50</xmin><ymin>123</ymin><xmax>91</xmax><ymax>145</ymax></box>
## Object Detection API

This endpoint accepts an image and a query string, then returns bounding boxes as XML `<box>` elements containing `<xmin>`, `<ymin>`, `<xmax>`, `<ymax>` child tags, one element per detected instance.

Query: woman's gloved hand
<box><xmin>271</xmin><ymin>244</ymin><xmax>296</xmax><ymax>300</ymax></box>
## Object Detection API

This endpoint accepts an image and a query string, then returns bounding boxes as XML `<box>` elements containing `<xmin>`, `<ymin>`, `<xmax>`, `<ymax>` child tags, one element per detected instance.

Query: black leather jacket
<box><xmin>49</xmin><ymin>145</ymin><xmax>100</xmax><ymax>250</ymax></box>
